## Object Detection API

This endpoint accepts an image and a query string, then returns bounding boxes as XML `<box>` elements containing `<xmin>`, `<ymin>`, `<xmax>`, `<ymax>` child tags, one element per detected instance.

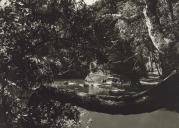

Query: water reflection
<box><xmin>53</xmin><ymin>79</ymin><xmax>150</xmax><ymax>97</ymax></box>
<box><xmin>52</xmin><ymin>79</ymin><xmax>111</xmax><ymax>95</ymax></box>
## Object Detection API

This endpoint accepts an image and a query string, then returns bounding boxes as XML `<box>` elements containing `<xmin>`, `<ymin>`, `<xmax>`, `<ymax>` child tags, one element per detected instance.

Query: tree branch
<box><xmin>28</xmin><ymin>71</ymin><xmax>179</xmax><ymax>115</ymax></box>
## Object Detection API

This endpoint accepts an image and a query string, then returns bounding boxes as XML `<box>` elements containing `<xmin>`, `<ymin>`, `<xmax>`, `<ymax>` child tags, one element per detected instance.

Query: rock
<box><xmin>85</xmin><ymin>70</ymin><xmax>110</xmax><ymax>83</ymax></box>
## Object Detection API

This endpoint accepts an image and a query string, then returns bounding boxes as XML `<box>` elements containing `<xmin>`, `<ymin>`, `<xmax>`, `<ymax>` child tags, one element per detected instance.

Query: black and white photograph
<box><xmin>0</xmin><ymin>0</ymin><xmax>179</xmax><ymax>128</ymax></box>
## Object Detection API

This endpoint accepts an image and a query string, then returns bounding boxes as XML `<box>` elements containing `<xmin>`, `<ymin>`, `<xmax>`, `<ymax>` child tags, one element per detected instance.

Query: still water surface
<box><xmin>80</xmin><ymin>109</ymin><xmax>179</xmax><ymax>128</ymax></box>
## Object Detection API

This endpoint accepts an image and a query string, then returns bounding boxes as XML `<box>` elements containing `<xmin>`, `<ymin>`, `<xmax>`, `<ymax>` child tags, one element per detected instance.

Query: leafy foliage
<box><xmin>0</xmin><ymin>0</ymin><xmax>85</xmax><ymax>127</ymax></box>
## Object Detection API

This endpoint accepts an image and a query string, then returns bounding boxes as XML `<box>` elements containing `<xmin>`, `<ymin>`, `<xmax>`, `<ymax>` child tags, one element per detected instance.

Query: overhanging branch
<box><xmin>28</xmin><ymin>71</ymin><xmax>179</xmax><ymax>115</ymax></box>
